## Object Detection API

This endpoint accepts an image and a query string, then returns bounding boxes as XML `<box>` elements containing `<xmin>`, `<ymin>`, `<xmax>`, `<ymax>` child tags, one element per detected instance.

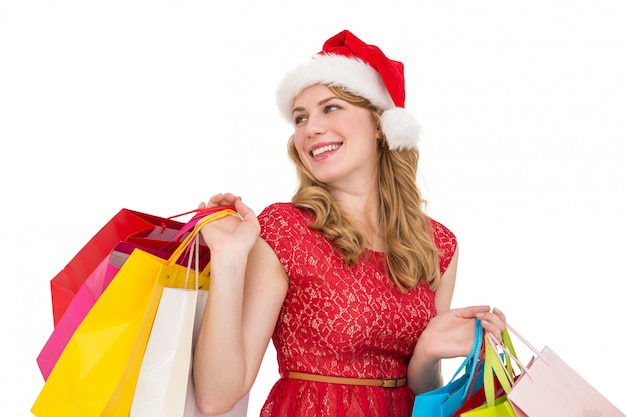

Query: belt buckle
<box><xmin>381</xmin><ymin>378</ymin><xmax>398</xmax><ymax>388</ymax></box>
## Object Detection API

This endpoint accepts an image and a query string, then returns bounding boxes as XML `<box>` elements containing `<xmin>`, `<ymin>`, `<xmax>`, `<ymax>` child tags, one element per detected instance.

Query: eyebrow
<box><xmin>292</xmin><ymin>96</ymin><xmax>341</xmax><ymax>115</ymax></box>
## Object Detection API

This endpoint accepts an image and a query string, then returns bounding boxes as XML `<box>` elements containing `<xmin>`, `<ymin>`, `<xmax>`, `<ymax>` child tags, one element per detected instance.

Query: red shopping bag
<box><xmin>50</xmin><ymin>209</ymin><xmax>188</xmax><ymax>326</ymax></box>
<box><xmin>49</xmin><ymin>207</ymin><xmax>222</xmax><ymax>326</ymax></box>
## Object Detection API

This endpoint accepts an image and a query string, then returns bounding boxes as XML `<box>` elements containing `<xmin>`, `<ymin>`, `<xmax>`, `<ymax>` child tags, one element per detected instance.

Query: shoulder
<box><xmin>258</xmin><ymin>202</ymin><xmax>314</xmax><ymax>247</ymax></box>
<box><xmin>428</xmin><ymin>218</ymin><xmax>458</xmax><ymax>273</ymax></box>
<box><xmin>258</xmin><ymin>202</ymin><xmax>312</xmax><ymax>227</ymax></box>
<box><xmin>259</xmin><ymin>202</ymin><xmax>299</xmax><ymax>219</ymax></box>
<box><xmin>258</xmin><ymin>203</ymin><xmax>320</xmax><ymax>276</ymax></box>
<box><xmin>428</xmin><ymin>217</ymin><xmax>457</xmax><ymax>250</ymax></box>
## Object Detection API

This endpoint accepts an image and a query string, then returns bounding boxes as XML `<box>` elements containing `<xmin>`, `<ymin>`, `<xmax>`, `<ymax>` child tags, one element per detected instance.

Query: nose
<box><xmin>303</xmin><ymin>113</ymin><xmax>326</xmax><ymax>139</ymax></box>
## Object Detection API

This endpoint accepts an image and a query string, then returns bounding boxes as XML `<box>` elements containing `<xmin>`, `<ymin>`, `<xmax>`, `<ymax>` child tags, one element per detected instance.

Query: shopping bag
<box><xmin>38</xmin><ymin>249</ymin><xmax>122</xmax><ymax>380</ymax></box>
<box><xmin>130</xmin><ymin>236</ymin><xmax>249</xmax><ymax>417</ymax></box>
<box><xmin>31</xmin><ymin>209</ymin><xmax>235</xmax><ymax>417</ymax></box>
<box><xmin>38</xmin><ymin>207</ymin><xmax>226</xmax><ymax>380</ymax></box>
<box><xmin>454</xmin><ymin>329</ymin><xmax>523</xmax><ymax>417</ymax></box>
<box><xmin>39</xmin><ymin>240</ymin><xmax>175</xmax><ymax>380</ymax></box>
<box><xmin>503</xmin><ymin>324</ymin><xmax>625</xmax><ymax>417</ymax></box>
<box><xmin>412</xmin><ymin>319</ymin><xmax>485</xmax><ymax>417</ymax></box>
<box><xmin>50</xmin><ymin>208</ymin><xmax>198</xmax><ymax>326</ymax></box>
<box><xmin>451</xmin><ymin>372</ymin><xmax>505</xmax><ymax>417</ymax></box>
<box><xmin>460</xmin><ymin>332</ymin><xmax>518</xmax><ymax>417</ymax></box>
<box><xmin>185</xmin><ymin>290</ymin><xmax>250</xmax><ymax>417</ymax></box>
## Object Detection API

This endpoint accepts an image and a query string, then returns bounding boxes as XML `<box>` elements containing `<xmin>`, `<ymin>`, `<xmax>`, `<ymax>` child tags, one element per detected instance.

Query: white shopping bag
<box><xmin>131</xmin><ymin>236</ymin><xmax>249</xmax><ymax>417</ymax></box>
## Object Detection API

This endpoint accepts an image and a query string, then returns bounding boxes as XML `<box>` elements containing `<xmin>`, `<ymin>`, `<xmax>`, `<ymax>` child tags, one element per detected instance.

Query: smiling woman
<box><xmin>2</xmin><ymin>2</ymin><xmax>625</xmax><ymax>416</ymax></box>
<box><xmin>191</xmin><ymin>30</ymin><xmax>507</xmax><ymax>417</ymax></box>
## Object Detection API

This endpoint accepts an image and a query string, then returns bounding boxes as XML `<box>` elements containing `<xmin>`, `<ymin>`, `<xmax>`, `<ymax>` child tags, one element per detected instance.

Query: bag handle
<box><xmin>128</xmin><ymin>206</ymin><xmax>234</xmax><ymax>269</ymax></box>
<box><xmin>483</xmin><ymin>326</ymin><xmax>535</xmax><ymax>408</ymax></box>
<box><xmin>487</xmin><ymin>321</ymin><xmax>550</xmax><ymax>379</ymax></box>
<box><xmin>183</xmin><ymin>234</ymin><xmax>202</xmax><ymax>290</ymax></box>
<box><xmin>491</xmin><ymin>332</ymin><xmax>529</xmax><ymax>373</ymax></box>
<box><xmin>462</xmin><ymin>318</ymin><xmax>484</xmax><ymax>398</ymax></box>
<box><xmin>443</xmin><ymin>319</ymin><xmax>484</xmax><ymax>399</ymax></box>
<box><xmin>464</xmin><ymin>338</ymin><xmax>486</xmax><ymax>399</ymax></box>
<box><xmin>169</xmin><ymin>205</ymin><xmax>235</xmax><ymax>242</ymax></box>
<box><xmin>483</xmin><ymin>333</ymin><xmax>514</xmax><ymax>407</ymax></box>
<box><xmin>168</xmin><ymin>208</ymin><xmax>238</xmax><ymax>267</ymax></box>
<box><xmin>503</xmin><ymin>323</ymin><xmax>548</xmax><ymax>365</ymax></box>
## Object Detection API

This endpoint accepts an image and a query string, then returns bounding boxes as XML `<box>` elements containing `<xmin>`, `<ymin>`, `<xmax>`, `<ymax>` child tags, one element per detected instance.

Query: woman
<box><xmin>193</xmin><ymin>30</ymin><xmax>506</xmax><ymax>416</ymax></box>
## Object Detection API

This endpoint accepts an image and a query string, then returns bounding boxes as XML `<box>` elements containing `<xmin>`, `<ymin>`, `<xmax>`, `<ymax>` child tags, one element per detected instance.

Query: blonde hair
<box><xmin>287</xmin><ymin>86</ymin><xmax>441</xmax><ymax>291</ymax></box>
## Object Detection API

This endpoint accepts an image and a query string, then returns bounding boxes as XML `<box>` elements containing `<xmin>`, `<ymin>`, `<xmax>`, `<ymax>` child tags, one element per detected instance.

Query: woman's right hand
<box><xmin>198</xmin><ymin>193</ymin><xmax>260</xmax><ymax>255</ymax></box>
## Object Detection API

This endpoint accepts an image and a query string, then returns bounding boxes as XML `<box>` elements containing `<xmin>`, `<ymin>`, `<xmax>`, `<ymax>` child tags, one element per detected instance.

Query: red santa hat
<box><xmin>276</xmin><ymin>30</ymin><xmax>421</xmax><ymax>150</ymax></box>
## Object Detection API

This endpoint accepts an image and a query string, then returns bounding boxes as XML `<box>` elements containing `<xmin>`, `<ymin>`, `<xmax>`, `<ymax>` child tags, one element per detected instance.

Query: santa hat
<box><xmin>276</xmin><ymin>30</ymin><xmax>421</xmax><ymax>150</ymax></box>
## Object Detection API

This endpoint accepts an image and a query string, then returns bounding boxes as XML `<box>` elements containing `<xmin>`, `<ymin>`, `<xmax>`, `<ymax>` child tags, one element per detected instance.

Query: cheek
<box><xmin>293</xmin><ymin>132</ymin><xmax>308</xmax><ymax>158</ymax></box>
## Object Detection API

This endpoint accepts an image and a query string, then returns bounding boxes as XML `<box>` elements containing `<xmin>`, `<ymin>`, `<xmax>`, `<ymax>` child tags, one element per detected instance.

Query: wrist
<box><xmin>413</xmin><ymin>326</ymin><xmax>438</xmax><ymax>363</ymax></box>
<box><xmin>412</xmin><ymin>343</ymin><xmax>439</xmax><ymax>370</ymax></box>
<box><xmin>209</xmin><ymin>245</ymin><xmax>250</xmax><ymax>258</ymax></box>
<box><xmin>408</xmin><ymin>337</ymin><xmax>442</xmax><ymax>394</ymax></box>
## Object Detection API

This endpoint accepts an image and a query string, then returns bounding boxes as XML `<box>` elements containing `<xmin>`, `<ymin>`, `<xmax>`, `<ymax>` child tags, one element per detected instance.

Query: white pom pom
<box><xmin>380</xmin><ymin>108</ymin><xmax>421</xmax><ymax>150</ymax></box>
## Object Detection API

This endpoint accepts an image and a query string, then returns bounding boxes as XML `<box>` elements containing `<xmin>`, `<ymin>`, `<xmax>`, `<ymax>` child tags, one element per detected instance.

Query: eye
<box><xmin>293</xmin><ymin>114</ymin><xmax>308</xmax><ymax>125</ymax></box>
<box><xmin>324</xmin><ymin>104</ymin><xmax>341</xmax><ymax>113</ymax></box>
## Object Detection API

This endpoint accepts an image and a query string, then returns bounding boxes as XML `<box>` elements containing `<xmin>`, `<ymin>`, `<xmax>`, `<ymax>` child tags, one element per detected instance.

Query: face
<box><xmin>291</xmin><ymin>84</ymin><xmax>380</xmax><ymax>189</ymax></box>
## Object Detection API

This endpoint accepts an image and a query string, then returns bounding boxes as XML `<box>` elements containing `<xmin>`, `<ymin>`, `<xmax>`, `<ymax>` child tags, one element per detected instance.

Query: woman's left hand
<box><xmin>414</xmin><ymin>306</ymin><xmax>507</xmax><ymax>362</ymax></box>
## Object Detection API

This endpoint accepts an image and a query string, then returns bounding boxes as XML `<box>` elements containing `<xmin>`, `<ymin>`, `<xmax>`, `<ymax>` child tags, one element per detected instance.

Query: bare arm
<box><xmin>407</xmin><ymin>247</ymin><xmax>506</xmax><ymax>395</ymax></box>
<box><xmin>192</xmin><ymin>195</ymin><xmax>288</xmax><ymax>415</ymax></box>
<box><xmin>407</xmin><ymin>246</ymin><xmax>459</xmax><ymax>394</ymax></box>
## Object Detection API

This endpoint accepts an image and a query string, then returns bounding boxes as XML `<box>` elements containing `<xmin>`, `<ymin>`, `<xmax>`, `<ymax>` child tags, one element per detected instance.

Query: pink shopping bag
<box><xmin>493</xmin><ymin>324</ymin><xmax>625</xmax><ymax>417</ymax></box>
<box><xmin>37</xmin><ymin>243</ymin><xmax>127</xmax><ymax>380</ymax></box>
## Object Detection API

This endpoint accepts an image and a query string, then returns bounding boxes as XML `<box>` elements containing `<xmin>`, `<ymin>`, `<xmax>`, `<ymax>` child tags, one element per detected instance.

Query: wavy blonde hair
<box><xmin>287</xmin><ymin>86</ymin><xmax>441</xmax><ymax>291</ymax></box>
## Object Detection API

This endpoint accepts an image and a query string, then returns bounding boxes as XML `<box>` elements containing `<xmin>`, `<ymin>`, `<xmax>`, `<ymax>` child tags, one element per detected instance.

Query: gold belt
<box><xmin>283</xmin><ymin>371</ymin><xmax>407</xmax><ymax>388</ymax></box>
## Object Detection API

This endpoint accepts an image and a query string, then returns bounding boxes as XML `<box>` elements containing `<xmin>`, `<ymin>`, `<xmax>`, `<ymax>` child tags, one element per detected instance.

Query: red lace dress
<box><xmin>257</xmin><ymin>203</ymin><xmax>457</xmax><ymax>417</ymax></box>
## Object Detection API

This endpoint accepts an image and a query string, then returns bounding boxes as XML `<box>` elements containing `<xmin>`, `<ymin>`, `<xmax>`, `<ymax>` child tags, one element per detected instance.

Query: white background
<box><xmin>1</xmin><ymin>1</ymin><xmax>625</xmax><ymax>415</ymax></box>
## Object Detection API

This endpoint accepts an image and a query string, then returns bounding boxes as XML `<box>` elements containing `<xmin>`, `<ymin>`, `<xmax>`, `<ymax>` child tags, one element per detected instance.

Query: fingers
<box><xmin>477</xmin><ymin>308</ymin><xmax>506</xmax><ymax>328</ymax></box>
<box><xmin>455</xmin><ymin>305</ymin><xmax>491</xmax><ymax>318</ymax></box>
<box><xmin>210</xmin><ymin>193</ymin><xmax>239</xmax><ymax>205</ymax></box>
<box><xmin>455</xmin><ymin>305</ymin><xmax>506</xmax><ymax>337</ymax></box>
<box><xmin>492</xmin><ymin>307</ymin><xmax>506</xmax><ymax>323</ymax></box>
<box><xmin>202</xmin><ymin>194</ymin><xmax>258</xmax><ymax>226</ymax></box>
<box><xmin>204</xmin><ymin>193</ymin><xmax>242</xmax><ymax>208</ymax></box>
<box><xmin>448</xmin><ymin>305</ymin><xmax>506</xmax><ymax>330</ymax></box>
<box><xmin>234</xmin><ymin>198</ymin><xmax>257</xmax><ymax>220</ymax></box>
<box><xmin>477</xmin><ymin>307</ymin><xmax>507</xmax><ymax>343</ymax></box>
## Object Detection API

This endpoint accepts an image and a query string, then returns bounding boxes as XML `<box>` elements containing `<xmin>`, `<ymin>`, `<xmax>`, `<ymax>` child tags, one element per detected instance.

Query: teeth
<box><xmin>311</xmin><ymin>144</ymin><xmax>340</xmax><ymax>157</ymax></box>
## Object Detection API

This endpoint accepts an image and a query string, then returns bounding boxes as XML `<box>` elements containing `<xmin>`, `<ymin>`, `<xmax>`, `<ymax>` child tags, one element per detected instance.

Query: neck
<box><xmin>329</xmin><ymin>184</ymin><xmax>383</xmax><ymax>251</ymax></box>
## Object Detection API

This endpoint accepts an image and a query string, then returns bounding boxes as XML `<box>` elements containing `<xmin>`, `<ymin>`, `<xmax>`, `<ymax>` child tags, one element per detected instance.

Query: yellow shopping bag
<box><xmin>460</xmin><ymin>331</ymin><xmax>520</xmax><ymax>417</ymax></box>
<box><xmin>31</xmin><ymin>209</ymin><xmax>235</xmax><ymax>417</ymax></box>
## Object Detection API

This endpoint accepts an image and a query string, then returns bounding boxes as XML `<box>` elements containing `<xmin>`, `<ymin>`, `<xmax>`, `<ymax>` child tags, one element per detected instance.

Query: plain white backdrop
<box><xmin>1</xmin><ymin>1</ymin><xmax>625</xmax><ymax>415</ymax></box>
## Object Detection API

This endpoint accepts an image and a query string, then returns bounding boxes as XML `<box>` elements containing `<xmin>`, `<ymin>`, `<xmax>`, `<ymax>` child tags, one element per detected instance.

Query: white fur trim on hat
<box><xmin>380</xmin><ymin>107</ymin><xmax>422</xmax><ymax>151</ymax></box>
<box><xmin>277</xmin><ymin>54</ymin><xmax>396</xmax><ymax>120</ymax></box>
<box><xmin>276</xmin><ymin>53</ymin><xmax>420</xmax><ymax>150</ymax></box>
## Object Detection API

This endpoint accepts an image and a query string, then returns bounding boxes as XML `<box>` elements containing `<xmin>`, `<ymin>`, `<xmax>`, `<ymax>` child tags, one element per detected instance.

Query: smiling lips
<box><xmin>311</xmin><ymin>143</ymin><xmax>342</xmax><ymax>157</ymax></box>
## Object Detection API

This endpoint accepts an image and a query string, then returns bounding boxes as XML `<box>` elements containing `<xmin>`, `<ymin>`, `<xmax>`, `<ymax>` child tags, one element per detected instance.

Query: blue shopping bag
<box><xmin>412</xmin><ymin>319</ymin><xmax>485</xmax><ymax>417</ymax></box>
